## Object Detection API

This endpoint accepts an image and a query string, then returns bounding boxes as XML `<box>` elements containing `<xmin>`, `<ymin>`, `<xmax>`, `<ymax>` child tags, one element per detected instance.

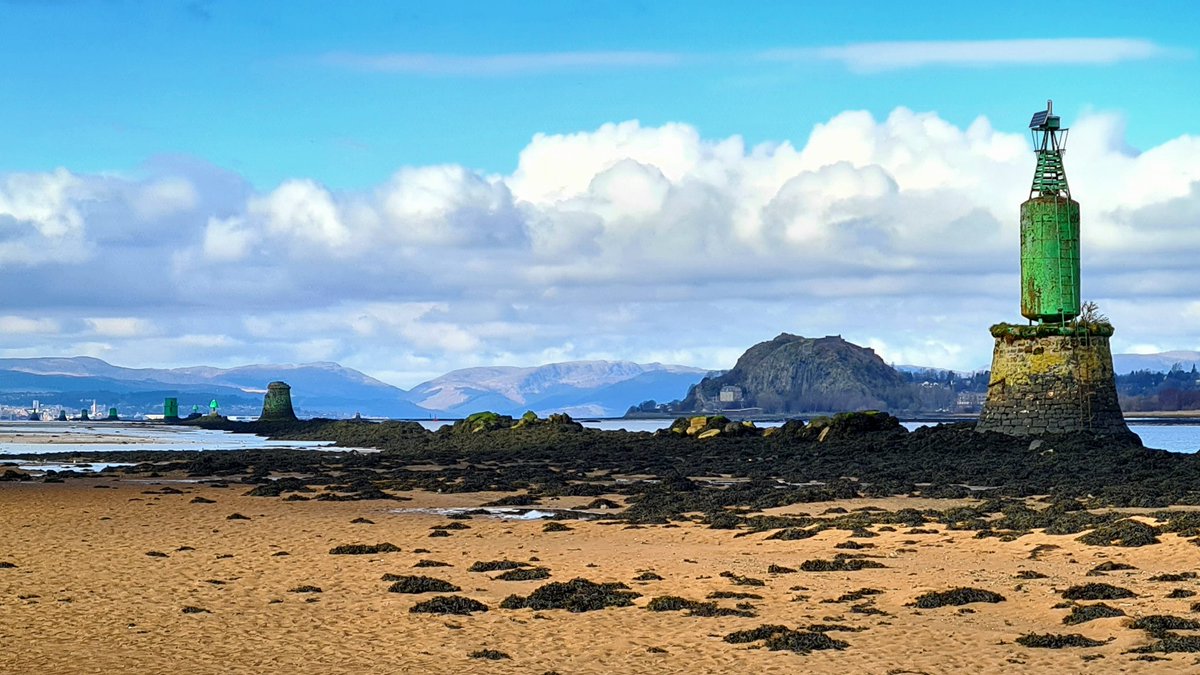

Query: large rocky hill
<box><xmin>680</xmin><ymin>334</ymin><xmax>916</xmax><ymax>414</ymax></box>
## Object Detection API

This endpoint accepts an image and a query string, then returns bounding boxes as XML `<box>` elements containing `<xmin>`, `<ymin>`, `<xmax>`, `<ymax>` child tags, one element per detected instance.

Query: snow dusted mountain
<box><xmin>405</xmin><ymin>360</ymin><xmax>710</xmax><ymax>418</ymax></box>
<box><xmin>1112</xmin><ymin>351</ymin><xmax>1200</xmax><ymax>375</ymax></box>
<box><xmin>1</xmin><ymin>357</ymin><xmax>711</xmax><ymax>419</ymax></box>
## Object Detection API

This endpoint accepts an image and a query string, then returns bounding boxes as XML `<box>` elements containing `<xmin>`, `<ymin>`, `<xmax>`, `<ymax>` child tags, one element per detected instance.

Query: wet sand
<box><xmin>3</xmin><ymin>479</ymin><xmax>1200</xmax><ymax>674</ymax></box>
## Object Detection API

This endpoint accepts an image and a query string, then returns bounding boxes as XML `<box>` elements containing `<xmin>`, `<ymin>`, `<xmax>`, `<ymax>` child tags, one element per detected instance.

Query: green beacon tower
<box><xmin>1020</xmin><ymin>100</ymin><xmax>1080</xmax><ymax>324</ymax></box>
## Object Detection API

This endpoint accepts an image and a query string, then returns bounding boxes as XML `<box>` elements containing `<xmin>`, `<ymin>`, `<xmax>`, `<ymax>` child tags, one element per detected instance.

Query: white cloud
<box><xmin>85</xmin><ymin>318</ymin><xmax>157</xmax><ymax>338</ymax></box>
<box><xmin>0</xmin><ymin>316</ymin><xmax>60</xmax><ymax>335</ymax></box>
<box><xmin>5</xmin><ymin>107</ymin><xmax>1200</xmax><ymax>379</ymax></box>
<box><xmin>320</xmin><ymin>50</ymin><xmax>685</xmax><ymax>76</ymax></box>
<box><xmin>765</xmin><ymin>38</ymin><xmax>1182</xmax><ymax>73</ymax></box>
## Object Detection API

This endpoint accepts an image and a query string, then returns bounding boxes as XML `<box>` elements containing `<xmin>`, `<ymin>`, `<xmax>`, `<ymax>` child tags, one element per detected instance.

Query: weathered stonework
<box><xmin>975</xmin><ymin>333</ymin><xmax>1130</xmax><ymax>437</ymax></box>
<box><xmin>259</xmin><ymin>381</ymin><xmax>298</xmax><ymax>422</ymax></box>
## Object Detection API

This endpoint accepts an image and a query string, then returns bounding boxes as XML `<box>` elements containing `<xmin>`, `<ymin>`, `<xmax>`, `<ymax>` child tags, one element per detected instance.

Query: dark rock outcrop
<box><xmin>680</xmin><ymin>334</ymin><xmax>914</xmax><ymax>414</ymax></box>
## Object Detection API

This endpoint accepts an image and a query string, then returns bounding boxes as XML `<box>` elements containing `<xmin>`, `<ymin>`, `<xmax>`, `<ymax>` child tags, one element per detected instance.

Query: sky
<box><xmin>2</xmin><ymin>0</ymin><xmax>1199</xmax><ymax>388</ymax></box>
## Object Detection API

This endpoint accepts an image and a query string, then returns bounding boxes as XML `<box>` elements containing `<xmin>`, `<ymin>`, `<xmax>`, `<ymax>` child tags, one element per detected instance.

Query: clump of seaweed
<box><xmin>720</xmin><ymin>571</ymin><xmax>765</xmax><ymax>587</ymax></box>
<box><xmin>834</xmin><ymin>540</ymin><xmax>875</xmax><ymax>550</ymax></box>
<box><xmin>1077</xmin><ymin>520</ymin><xmax>1160</xmax><ymax>547</ymax></box>
<box><xmin>724</xmin><ymin>625</ymin><xmax>791</xmax><ymax>644</ymax></box>
<box><xmin>1148</xmin><ymin>572</ymin><xmax>1197</xmax><ymax>582</ymax></box>
<box><xmin>226</xmin><ymin>513</ymin><xmax>250</xmax><ymax>521</ymax></box>
<box><xmin>1061</xmin><ymin>583</ymin><xmax>1136</xmax><ymax>601</ymax></box>
<box><xmin>469</xmin><ymin>560</ymin><xmax>527</xmax><ymax>573</ymax></box>
<box><xmin>145</xmin><ymin>551</ymin><xmax>169</xmax><ymax>558</ymax></box>
<box><xmin>1167</xmin><ymin>589</ymin><xmax>1196</xmax><ymax>599</ymax></box>
<box><xmin>1062</xmin><ymin>603</ymin><xmax>1125</xmax><ymax>625</ymax></box>
<box><xmin>350</xmin><ymin>517</ymin><xmax>374</xmax><ymax>524</ymax></box>
<box><xmin>410</xmin><ymin>595</ymin><xmax>489</xmax><ymax>615</ymax></box>
<box><xmin>645</xmin><ymin>596</ymin><xmax>755</xmax><ymax>618</ymax></box>
<box><xmin>1016</xmin><ymin>633</ymin><xmax>1106</xmax><ymax>648</ymax></box>
<box><xmin>1015</xmin><ymin>570</ymin><xmax>1049</xmax><ymax>579</ymax></box>
<box><xmin>500</xmin><ymin>578</ymin><xmax>640</xmax><ymax>613</ymax></box>
<box><xmin>827</xmin><ymin>588</ymin><xmax>882</xmax><ymax>603</ymax></box>
<box><xmin>329</xmin><ymin>543</ymin><xmax>402</xmax><ymax>555</ymax></box>
<box><xmin>468</xmin><ymin>649</ymin><xmax>510</xmax><ymax>660</ymax></box>
<box><xmin>181</xmin><ymin>606</ymin><xmax>209</xmax><ymax>614</ymax></box>
<box><xmin>428</xmin><ymin>530</ymin><xmax>451</xmax><ymax>538</ymax></box>
<box><xmin>431</xmin><ymin>522</ymin><xmax>471</xmax><ymax>531</ymax></box>
<box><xmin>413</xmin><ymin>560</ymin><xmax>452</xmax><ymax>568</ymax></box>
<box><xmin>583</xmin><ymin>498</ymin><xmax>621</xmax><ymax>510</ymax></box>
<box><xmin>1128</xmin><ymin>614</ymin><xmax>1200</xmax><ymax>638</ymax></box>
<box><xmin>542</xmin><ymin>522</ymin><xmax>572</xmax><ymax>533</ymax></box>
<box><xmin>0</xmin><ymin>562</ymin><xmax>17</xmax><ymax>569</ymax></box>
<box><xmin>767</xmin><ymin>564</ymin><xmax>796</xmax><ymax>574</ymax></box>
<box><xmin>1129</xmin><ymin>636</ymin><xmax>1200</xmax><ymax>654</ymax></box>
<box><xmin>765</xmin><ymin>630</ymin><xmax>850</xmax><ymax>654</ymax></box>
<box><xmin>289</xmin><ymin>585</ymin><xmax>322</xmax><ymax>593</ymax></box>
<box><xmin>494</xmin><ymin>567</ymin><xmax>551</xmax><ymax>582</ymax></box>
<box><xmin>909</xmin><ymin>588</ymin><xmax>1005</xmax><ymax>608</ymax></box>
<box><xmin>190</xmin><ymin>496</ymin><xmax>215</xmax><ymax>504</ymax></box>
<box><xmin>1086</xmin><ymin>561</ymin><xmax>1137</xmax><ymax>576</ymax></box>
<box><xmin>632</xmin><ymin>571</ymin><xmax>663</xmax><ymax>581</ymax></box>
<box><xmin>708</xmin><ymin>591</ymin><xmax>762</xmax><ymax>600</ymax></box>
<box><xmin>800</xmin><ymin>558</ymin><xmax>886</xmax><ymax>572</ymax></box>
<box><xmin>387</xmin><ymin>576</ymin><xmax>461</xmax><ymax>594</ymax></box>
<box><xmin>766</xmin><ymin>528</ymin><xmax>819</xmax><ymax>541</ymax></box>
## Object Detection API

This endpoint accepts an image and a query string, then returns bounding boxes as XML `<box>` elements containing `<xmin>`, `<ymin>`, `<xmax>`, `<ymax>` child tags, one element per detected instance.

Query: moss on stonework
<box><xmin>990</xmin><ymin>323</ymin><xmax>1114</xmax><ymax>339</ymax></box>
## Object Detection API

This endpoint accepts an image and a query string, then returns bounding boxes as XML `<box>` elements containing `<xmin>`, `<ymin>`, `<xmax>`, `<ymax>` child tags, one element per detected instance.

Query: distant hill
<box><xmin>0</xmin><ymin>357</ymin><xmax>428</xmax><ymax>418</ymax></box>
<box><xmin>0</xmin><ymin>356</ymin><xmax>709</xmax><ymax>420</ymax></box>
<box><xmin>404</xmin><ymin>361</ymin><xmax>709</xmax><ymax>418</ymax></box>
<box><xmin>1112</xmin><ymin>351</ymin><xmax>1200</xmax><ymax>375</ymax></box>
<box><xmin>680</xmin><ymin>334</ymin><xmax>916</xmax><ymax>414</ymax></box>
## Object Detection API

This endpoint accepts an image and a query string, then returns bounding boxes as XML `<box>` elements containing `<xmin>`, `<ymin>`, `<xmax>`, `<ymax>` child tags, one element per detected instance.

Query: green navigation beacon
<box><xmin>1020</xmin><ymin>100</ymin><xmax>1081</xmax><ymax>324</ymax></box>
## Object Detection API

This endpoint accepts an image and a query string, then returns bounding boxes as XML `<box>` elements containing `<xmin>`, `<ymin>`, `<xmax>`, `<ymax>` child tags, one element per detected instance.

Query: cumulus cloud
<box><xmin>3</xmin><ymin>108</ymin><xmax>1200</xmax><ymax>380</ymax></box>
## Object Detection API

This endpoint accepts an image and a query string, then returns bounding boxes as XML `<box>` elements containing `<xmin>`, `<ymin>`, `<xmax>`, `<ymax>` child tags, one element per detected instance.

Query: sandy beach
<box><xmin>3</xmin><ymin>477</ymin><xmax>1199</xmax><ymax>674</ymax></box>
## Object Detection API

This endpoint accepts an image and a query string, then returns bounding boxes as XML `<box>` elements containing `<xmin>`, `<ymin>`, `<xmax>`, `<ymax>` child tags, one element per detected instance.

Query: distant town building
<box><xmin>718</xmin><ymin>386</ymin><xmax>744</xmax><ymax>404</ymax></box>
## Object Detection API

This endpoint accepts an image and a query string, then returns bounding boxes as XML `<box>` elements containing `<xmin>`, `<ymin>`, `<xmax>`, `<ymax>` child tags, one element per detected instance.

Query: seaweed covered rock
<box><xmin>645</xmin><ymin>596</ymin><xmax>754</xmax><ymax>617</ymax></box>
<box><xmin>387</xmin><ymin>576</ymin><xmax>461</xmax><ymax>594</ymax></box>
<box><xmin>1060</xmin><ymin>583</ymin><xmax>1136</xmax><ymax>601</ymax></box>
<box><xmin>1016</xmin><ymin>633</ymin><xmax>1106</xmax><ymax>648</ymax></box>
<box><xmin>1077</xmin><ymin>519</ymin><xmax>1160</xmax><ymax>547</ymax></box>
<box><xmin>500</xmin><ymin>578</ymin><xmax>640</xmax><ymax>612</ymax></box>
<box><xmin>801</xmin><ymin>411</ymin><xmax>906</xmax><ymax>443</ymax></box>
<box><xmin>909</xmin><ymin>588</ymin><xmax>1005</xmax><ymax>608</ymax></box>
<box><xmin>409</xmin><ymin>595</ymin><xmax>489</xmax><ymax>615</ymax></box>
<box><xmin>1062</xmin><ymin>603</ymin><xmax>1125</xmax><ymax>625</ymax></box>
<box><xmin>453</xmin><ymin>412</ymin><xmax>515</xmax><ymax>434</ymax></box>
<box><xmin>329</xmin><ymin>543</ymin><xmax>401</xmax><ymax>555</ymax></box>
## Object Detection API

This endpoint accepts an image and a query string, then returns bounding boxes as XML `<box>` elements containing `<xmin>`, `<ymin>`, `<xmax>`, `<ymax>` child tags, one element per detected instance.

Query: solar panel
<box><xmin>1029</xmin><ymin>110</ymin><xmax>1049</xmax><ymax>128</ymax></box>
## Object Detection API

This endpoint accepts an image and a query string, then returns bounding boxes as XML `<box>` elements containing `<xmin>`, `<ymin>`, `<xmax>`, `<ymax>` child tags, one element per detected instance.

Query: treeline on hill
<box><xmin>1118</xmin><ymin>366</ymin><xmax>1200</xmax><ymax>412</ymax></box>
<box><xmin>628</xmin><ymin>369</ymin><xmax>992</xmax><ymax>416</ymax></box>
<box><xmin>629</xmin><ymin>365</ymin><xmax>1200</xmax><ymax>416</ymax></box>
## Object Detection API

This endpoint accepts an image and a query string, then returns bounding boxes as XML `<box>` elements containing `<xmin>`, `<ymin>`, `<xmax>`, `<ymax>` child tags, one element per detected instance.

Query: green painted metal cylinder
<box><xmin>164</xmin><ymin>397</ymin><xmax>179</xmax><ymax>420</ymax></box>
<box><xmin>1020</xmin><ymin>195</ymin><xmax>1080</xmax><ymax>323</ymax></box>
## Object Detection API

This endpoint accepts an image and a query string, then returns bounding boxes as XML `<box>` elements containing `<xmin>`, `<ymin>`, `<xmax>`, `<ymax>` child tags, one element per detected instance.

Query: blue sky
<box><xmin>2</xmin><ymin>0</ymin><xmax>1199</xmax><ymax>386</ymax></box>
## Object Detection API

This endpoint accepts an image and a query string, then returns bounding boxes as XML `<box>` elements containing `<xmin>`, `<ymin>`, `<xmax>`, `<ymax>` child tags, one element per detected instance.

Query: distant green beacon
<box><xmin>1020</xmin><ymin>100</ymin><xmax>1080</xmax><ymax>324</ymax></box>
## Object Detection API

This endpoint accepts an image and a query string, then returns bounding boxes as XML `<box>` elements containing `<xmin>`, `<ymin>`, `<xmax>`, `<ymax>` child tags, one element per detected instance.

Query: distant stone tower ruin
<box><xmin>975</xmin><ymin>101</ymin><xmax>1131</xmax><ymax>438</ymax></box>
<box><xmin>259</xmin><ymin>381</ymin><xmax>298</xmax><ymax>422</ymax></box>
